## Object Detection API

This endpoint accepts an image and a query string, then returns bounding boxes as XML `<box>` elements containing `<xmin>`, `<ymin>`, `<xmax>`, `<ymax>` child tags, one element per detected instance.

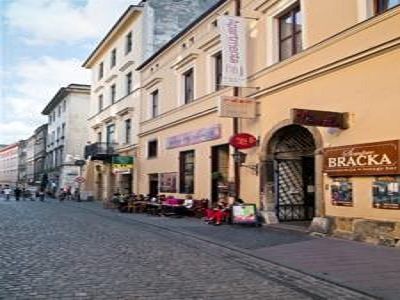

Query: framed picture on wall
<box><xmin>331</xmin><ymin>178</ymin><xmax>353</xmax><ymax>207</ymax></box>
<box><xmin>372</xmin><ymin>177</ymin><xmax>400</xmax><ymax>210</ymax></box>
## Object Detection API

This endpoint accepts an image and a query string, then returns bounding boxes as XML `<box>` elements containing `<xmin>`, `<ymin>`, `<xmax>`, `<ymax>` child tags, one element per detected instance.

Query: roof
<box><xmin>82</xmin><ymin>5</ymin><xmax>144</xmax><ymax>68</ymax></box>
<box><xmin>136</xmin><ymin>0</ymin><xmax>228</xmax><ymax>71</ymax></box>
<box><xmin>0</xmin><ymin>143</ymin><xmax>19</xmax><ymax>153</ymax></box>
<box><xmin>41</xmin><ymin>84</ymin><xmax>90</xmax><ymax>115</ymax></box>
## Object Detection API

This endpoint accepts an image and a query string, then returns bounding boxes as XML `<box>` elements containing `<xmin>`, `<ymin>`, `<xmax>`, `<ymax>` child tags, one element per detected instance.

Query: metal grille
<box><xmin>273</xmin><ymin>125</ymin><xmax>315</xmax><ymax>221</ymax></box>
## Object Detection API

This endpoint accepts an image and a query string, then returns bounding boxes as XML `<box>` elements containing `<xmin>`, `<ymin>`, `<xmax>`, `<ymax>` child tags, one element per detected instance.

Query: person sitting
<box><xmin>204</xmin><ymin>199</ymin><xmax>229</xmax><ymax>225</ymax></box>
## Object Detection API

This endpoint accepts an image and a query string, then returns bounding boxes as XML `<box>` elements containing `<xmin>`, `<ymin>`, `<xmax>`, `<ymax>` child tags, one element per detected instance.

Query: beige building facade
<box><xmin>0</xmin><ymin>143</ymin><xmax>19</xmax><ymax>187</ymax></box>
<box><xmin>136</xmin><ymin>0</ymin><xmax>400</xmax><ymax>245</ymax></box>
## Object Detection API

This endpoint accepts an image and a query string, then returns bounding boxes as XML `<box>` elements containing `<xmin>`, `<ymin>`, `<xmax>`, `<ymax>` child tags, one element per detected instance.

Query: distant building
<box><xmin>33</xmin><ymin>124</ymin><xmax>48</xmax><ymax>186</ymax></box>
<box><xmin>0</xmin><ymin>143</ymin><xmax>19</xmax><ymax>187</ymax></box>
<box><xmin>42</xmin><ymin>84</ymin><xmax>90</xmax><ymax>194</ymax></box>
<box><xmin>17</xmin><ymin>140</ymin><xmax>28</xmax><ymax>185</ymax></box>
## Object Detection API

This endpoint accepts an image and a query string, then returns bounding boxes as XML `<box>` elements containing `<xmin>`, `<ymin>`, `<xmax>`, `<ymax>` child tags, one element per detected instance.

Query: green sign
<box><xmin>112</xmin><ymin>156</ymin><xmax>134</xmax><ymax>174</ymax></box>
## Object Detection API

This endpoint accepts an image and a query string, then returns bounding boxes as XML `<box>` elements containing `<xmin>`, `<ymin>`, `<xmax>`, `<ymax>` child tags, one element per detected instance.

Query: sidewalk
<box><xmin>71</xmin><ymin>201</ymin><xmax>400</xmax><ymax>299</ymax></box>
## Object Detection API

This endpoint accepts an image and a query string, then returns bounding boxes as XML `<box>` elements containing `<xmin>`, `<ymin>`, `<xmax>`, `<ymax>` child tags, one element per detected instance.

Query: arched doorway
<box><xmin>267</xmin><ymin>125</ymin><xmax>316</xmax><ymax>222</ymax></box>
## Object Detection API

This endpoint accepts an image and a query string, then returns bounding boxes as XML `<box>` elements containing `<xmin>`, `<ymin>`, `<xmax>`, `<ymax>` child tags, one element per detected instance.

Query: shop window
<box><xmin>214</xmin><ymin>51</ymin><xmax>222</xmax><ymax>91</ymax></box>
<box><xmin>147</xmin><ymin>140</ymin><xmax>158</xmax><ymax>158</ymax></box>
<box><xmin>151</xmin><ymin>89</ymin><xmax>159</xmax><ymax>118</ymax></box>
<box><xmin>375</xmin><ymin>0</ymin><xmax>400</xmax><ymax>13</ymax></box>
<box><xmin>278</xmin><ymin>4</ymin><xmax>302</xmax><ymax>61</ymax></box>
<box><xmin>183</xmin><ymin>68</ymin><xmax>194</xmax><ymax>104</ymax></box>
<box><xmin>179</xmin><ymin>150</ymin><xmax>195</xmax><ymax>194</ymax></box>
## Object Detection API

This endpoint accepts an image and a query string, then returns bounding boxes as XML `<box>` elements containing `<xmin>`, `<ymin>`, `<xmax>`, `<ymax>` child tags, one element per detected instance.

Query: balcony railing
<box><xmin>84</xmin><ymin>142</ymin><xmax>118</xmax><ymax>160</ymax></box>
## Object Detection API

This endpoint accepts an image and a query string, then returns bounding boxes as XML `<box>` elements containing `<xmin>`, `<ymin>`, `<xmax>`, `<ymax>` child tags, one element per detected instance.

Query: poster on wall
<box><xmin>231</xmin><ymin>204</ymin><xmax>257</xmax><ymax>224</ymax></box>
<box><xmin>159</xmin><ymin>172</ymin><xmax>177</xmax><ymax>193</ymax></box>
<box><xmin>331</xmin><ymin>178</ymin><xmax>353</xmax><ymax>207</ymax></box>
<box><xmin>372</xmin><ymin>177</ymin><xmax>400</xmax><ymax>209</ymax></box>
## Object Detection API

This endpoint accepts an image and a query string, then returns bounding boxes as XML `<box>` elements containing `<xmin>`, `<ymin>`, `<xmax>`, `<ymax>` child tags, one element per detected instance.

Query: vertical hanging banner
<box><xmin>218</xmin><ymin>16</ymin><xmax>247</xmax><ymax>87</ymax></box>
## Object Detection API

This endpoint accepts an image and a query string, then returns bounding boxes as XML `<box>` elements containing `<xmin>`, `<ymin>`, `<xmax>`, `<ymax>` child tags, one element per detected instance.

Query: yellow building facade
<box><xmin>136</xmin><ymin>0</ymin><xmax>400</xmax><ymax>245</ymax></box>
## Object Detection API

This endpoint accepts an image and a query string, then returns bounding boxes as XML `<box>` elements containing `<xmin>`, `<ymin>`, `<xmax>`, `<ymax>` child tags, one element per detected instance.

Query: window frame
<box><xmin>278</xmin><ymin>4</ymin><xmax>302</xmax><ymax>61</ymax></box>
<box><xmin>106</xmin><ymin>124</ymin><xmax>115</xmax><ymax>145</ymax></box>
<box><xmin>98</xmin><ymin>62</ymin><xmax>104</xmax><ymax>80</ymax></box>
<box><xmin>179</xmin><ymin>150</ymin><xmax>195</xmax><ymax>194</ymax></box>
<box><xmin>147</xmin><ymin>139</ymin><xmax>158</xmax><ymax>159</ymax></box>
<box><xmin>110</xmin><ymin>48</ymin><xmax>117</xmax><ymax>68</ymax></box>
<box><xmin>110</xmin><ymin>84</ymin><xmax>116</xmax><ymax>104</ymax></box>
<box><xmin>151</xmin><ymin>89</ymin><xmax>159</xmax><ymax>118</ymax></box>
<box><xmin>125</xmin><ymin>32</ymin><xmax>132</xmax><ymax>54</ymax></box>
<box><xmin>98</xmin><ymin>94</ymin><xmax>104</xmax><ymax>112</ymax></box>
<box><xmin>125</xmin><ymin>119</ymin><xmax>131</xmax><ymax>144</ymax></box>
<box><xmin>375</xmin><ymin>0</ymin><xmax>400</xmax><ymax>14</ymax></box>
<box><xmin>213</xmin><ymin>51</ymin><xmax>223</xmax><ymax>91</ymax></box>
<box><xmin>126</xmin><ymin>72</ymin><xmax>132</xmax><ymax>95</ymax></box>
<box><xmin>183</xmin><ymin>68</ymin><xmax>194</xmax><ymax>104</ymax></box>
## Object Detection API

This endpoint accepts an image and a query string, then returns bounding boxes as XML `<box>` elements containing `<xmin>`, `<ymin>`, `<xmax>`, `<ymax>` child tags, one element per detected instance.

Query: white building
<box><xmin>42</xmin><ymin>84</ymin><xmax>90</xmax><ymax>193</ymax></box>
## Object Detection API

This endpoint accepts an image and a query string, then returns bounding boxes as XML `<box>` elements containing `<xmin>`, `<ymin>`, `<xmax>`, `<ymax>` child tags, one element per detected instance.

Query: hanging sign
<box><xmin>230</xmin><ymin>133</ymin><xmax>257</xmax><ymax>149</ymax></box>
<box><xmin>218</xmin><ymin>16</ymin><xmax>247</xmax><ymax>87</ymax></box>
<box><xmin>218</xmin><ymin>96</ymin><xmax>256</xmax><ymax>119</ymax></box>
<box><xmin>324</xmin><ymin>140</ymin><xmax>400</xmax><ymax>176</ymax></box>
<box><xmin>291</xmin><ymin>108</ymin><xmax>349</xmax><ymax>129</ymax></box>
<box><xmin>112</xmin><ymin>156</ymin><xmax>134</xmax><ymax>174</ymax></box>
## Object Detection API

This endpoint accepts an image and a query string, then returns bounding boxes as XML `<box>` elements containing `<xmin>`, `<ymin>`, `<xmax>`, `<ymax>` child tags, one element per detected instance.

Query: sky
<box><xmin>0</xmin><ymin>0</ymin><xmax>139</xmax><ymax>145</ymax></box>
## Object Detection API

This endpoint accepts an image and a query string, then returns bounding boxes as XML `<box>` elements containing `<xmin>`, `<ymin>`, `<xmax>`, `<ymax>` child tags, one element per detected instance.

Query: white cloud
<box><xmin>5</xmin><ymin>0</ymin><xmax>138</xmax><ymax>45</ymax></box>
<box><xmin>0</xmin><ymin>56</ymin><xmax>90</xmax><ymax>144</ymax></box>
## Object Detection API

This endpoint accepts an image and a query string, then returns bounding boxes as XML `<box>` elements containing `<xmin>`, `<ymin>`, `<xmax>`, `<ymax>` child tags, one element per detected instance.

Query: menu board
<box><xmin>372</xmin><ymin>177</ymin><xmax>400</xmax><ymax>209</ymax></box>
<box><xmin>231</xmin><ymin>204</ymin><xmax>257</xmax><ymax>224</ymax></box>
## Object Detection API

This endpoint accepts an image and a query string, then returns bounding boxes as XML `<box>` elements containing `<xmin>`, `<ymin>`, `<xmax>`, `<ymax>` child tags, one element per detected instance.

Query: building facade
<box><xmin>0</xmin><ymin>143</ymin><xmax>19</xmax><ymax>187</ymax></box>
<box><xmin>82</xmin><ymin>0</ymin><xmax>220</xmax><ymax>201</ymax></box>
<box><xmin>42</xmin><ymin>84</ymin><xmax>90</xmax><ymax>195</ymax></box>
<box><xmin>33</xmin><ymin>124</ymin><xmax>48</xmax><ymax>186</ymax></box>
<box><xmin>136</xmin><ymin>0</ymin><xmax>400</xmax><ymax>245</ymax></box>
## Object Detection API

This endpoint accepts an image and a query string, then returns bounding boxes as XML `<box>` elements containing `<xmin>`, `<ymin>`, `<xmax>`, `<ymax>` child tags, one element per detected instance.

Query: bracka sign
<box><xmin>324</xmin><ymin>140</ymin><xmax>400</xmax><ymax>176</ymax></box>
<box><xmin>230</xmin><ymin>133</ymin><xmax>257</xmax><ymax>149</ymax></box>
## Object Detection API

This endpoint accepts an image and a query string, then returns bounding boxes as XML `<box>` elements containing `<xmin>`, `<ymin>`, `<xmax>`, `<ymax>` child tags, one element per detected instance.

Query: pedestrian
<box><xmin>4</xmin><ymin>185</ymin><xmax>11</xmax><ymax>201</ymax></box>
<box><xmin>14</xmin><ymin>186</ymin><xmax>22</xmax><ymax>201</ymax></box>
<box><xmin>38</xmin><ymin>188</ymin><xmax>45</xmax><ymax>202</ymax></box>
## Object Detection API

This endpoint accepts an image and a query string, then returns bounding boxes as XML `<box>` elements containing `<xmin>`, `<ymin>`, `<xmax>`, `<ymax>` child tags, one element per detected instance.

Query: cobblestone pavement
<box><xmin>0</xmin><ymin>198</ymin><xmax>374</xmax><ymax>300</ymax></box>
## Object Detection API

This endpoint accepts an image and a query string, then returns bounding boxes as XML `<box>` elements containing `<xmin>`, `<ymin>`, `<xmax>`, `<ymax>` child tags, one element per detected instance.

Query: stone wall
<box><xmin>329</xmin><ymin>216</ymin><xmax>400</xmax><ymax>248</ymax></box>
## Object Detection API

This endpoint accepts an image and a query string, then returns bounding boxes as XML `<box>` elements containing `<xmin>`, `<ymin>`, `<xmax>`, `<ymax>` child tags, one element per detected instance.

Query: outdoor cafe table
<box><xmin>161</xmin><ymin>203</ymin><xmax>185</xmax><ymax>216</ymax></box>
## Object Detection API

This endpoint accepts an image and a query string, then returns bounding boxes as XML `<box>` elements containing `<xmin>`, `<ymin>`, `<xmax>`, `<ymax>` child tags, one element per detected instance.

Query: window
<box><xmin>214</xmin><ymin>52</ymin><xmax>222</xmax><ymax>91</ymax></box>
<box><xmin>52</xmin><ymin>111</ymin><xmax>56</xmax><ymax>122</ymax></box>
<box><xmin>110</xmin><ymin>48</ymin><xmax>117</xmax><ymax>68</ymax></box>
<box><xmin>110</xmin><ymin>84</ymin><xmax>116</xmax><ymax>104</ymax></box>
<box><xmin>183</xmin><ymin>68</ymin><xmax>194</xmax><ymax>104</ymax></box>
<box><xmin>125</xmin><ymin>119</ymin><xmax>131</xmax><ymax>144</ymax></box>
<box><xmin>147</xmin><ymin>140</ymin><xmax>158</xmax><ymax>158</ymax></box>
<box><xmin>126</xmin><ymin>72</ymin><xmax>132</xmax><ymax>95</ymax></box>
<box><xmin>106</xmin><ymin>124</ymin><xmax>115</xmax><ymax>144</ymax></box>
<box><xmin>62</xmin><ymin>100</ymin><xmax>66</xmax><ymax>112</ymax></box>
<box><xmin>58</xmin><ymin>105</ymin><xmax>61</xmax><ymax>117</ymax></box>
<box><xmin>98</xmin><ymin>94</ymin><xmax>104</xmax><ymax>112</ymax></box>
<box><xmin>98</xmin><ymin>62</ymin><xmax>104</xmax><ymax>80</ymax></box>
<box><xmin>179</xmin><ymin>150</ymin><xmax>195</xmax><ymax>194</ymax></box>
<box><xmin>61</xmin><ymin>123</ymin><xmax>65</xmax><ymax>138</ymax></box>
<box><xmin>125</xmin><ymin>32</ymin><xmax>132</xmax><ymax>54</ymax></box>
<box><xmin>375</xmin><ymin>0</ymin><xmax>400</xmax><ymax>13</ymax></box>
<box><xmin>48</xmin><ymin>115</ymin><xmax>52</xmax><ymax>124</ymax></box>
<box><xmin>151</xmin><ymin>90</ymin><xmax>159</xmax><ymax>118</ymax></box>
<box><xmin>278</xmin><ymin>4</ymin><xmax>302</xmax><ymax>61</ymax></box>
<box><xmin>97</xmin><ymin>131</ymin><xmax>102</xmax><ymax>143</ymax></box>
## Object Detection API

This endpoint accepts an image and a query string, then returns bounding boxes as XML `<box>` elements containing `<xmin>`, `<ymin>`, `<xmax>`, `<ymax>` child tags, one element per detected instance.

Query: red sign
<box><xmin>75</xmin><ymin>176</ymin><xmax>86</xmax><ymax>184</ymax></box>
<box><xmin>230</xmin><ymin>133</ymin><xmax>257</xmax><ymax>149</ymax></box>
<box><xmin>292</xmin><ymin>108</ymin><xmax>349</xmax><ymax>129</ymax></box>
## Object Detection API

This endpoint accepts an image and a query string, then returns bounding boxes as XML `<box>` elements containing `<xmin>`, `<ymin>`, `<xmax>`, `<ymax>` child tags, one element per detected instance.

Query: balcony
<box><xmin>84</xmin><ymin>142</ymin><xmax>118</xmax><ymax>160</ymax></box>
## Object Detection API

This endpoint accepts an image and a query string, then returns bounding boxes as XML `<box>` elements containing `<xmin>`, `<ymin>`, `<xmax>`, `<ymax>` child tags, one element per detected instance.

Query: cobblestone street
<box><xmin>0</xmin><ymin>198</ymin><xmax>376</xmax><ymax>299</ymax></box>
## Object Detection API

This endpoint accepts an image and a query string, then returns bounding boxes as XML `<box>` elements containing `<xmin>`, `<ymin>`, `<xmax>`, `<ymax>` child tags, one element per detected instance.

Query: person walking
<box><xmin>4</xmin><ymin>185</ymin><xmax>11</xmax><ymax>201</ymax></box>
<box><xmin>38</xmin><ymin>188</ymin><xmax>45</xmax><ymax>202</ymax></box>
<box><xmin>14</xmin><ymin>186</ymin><xmax>22</xmax><ymax>201</ymax></box>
